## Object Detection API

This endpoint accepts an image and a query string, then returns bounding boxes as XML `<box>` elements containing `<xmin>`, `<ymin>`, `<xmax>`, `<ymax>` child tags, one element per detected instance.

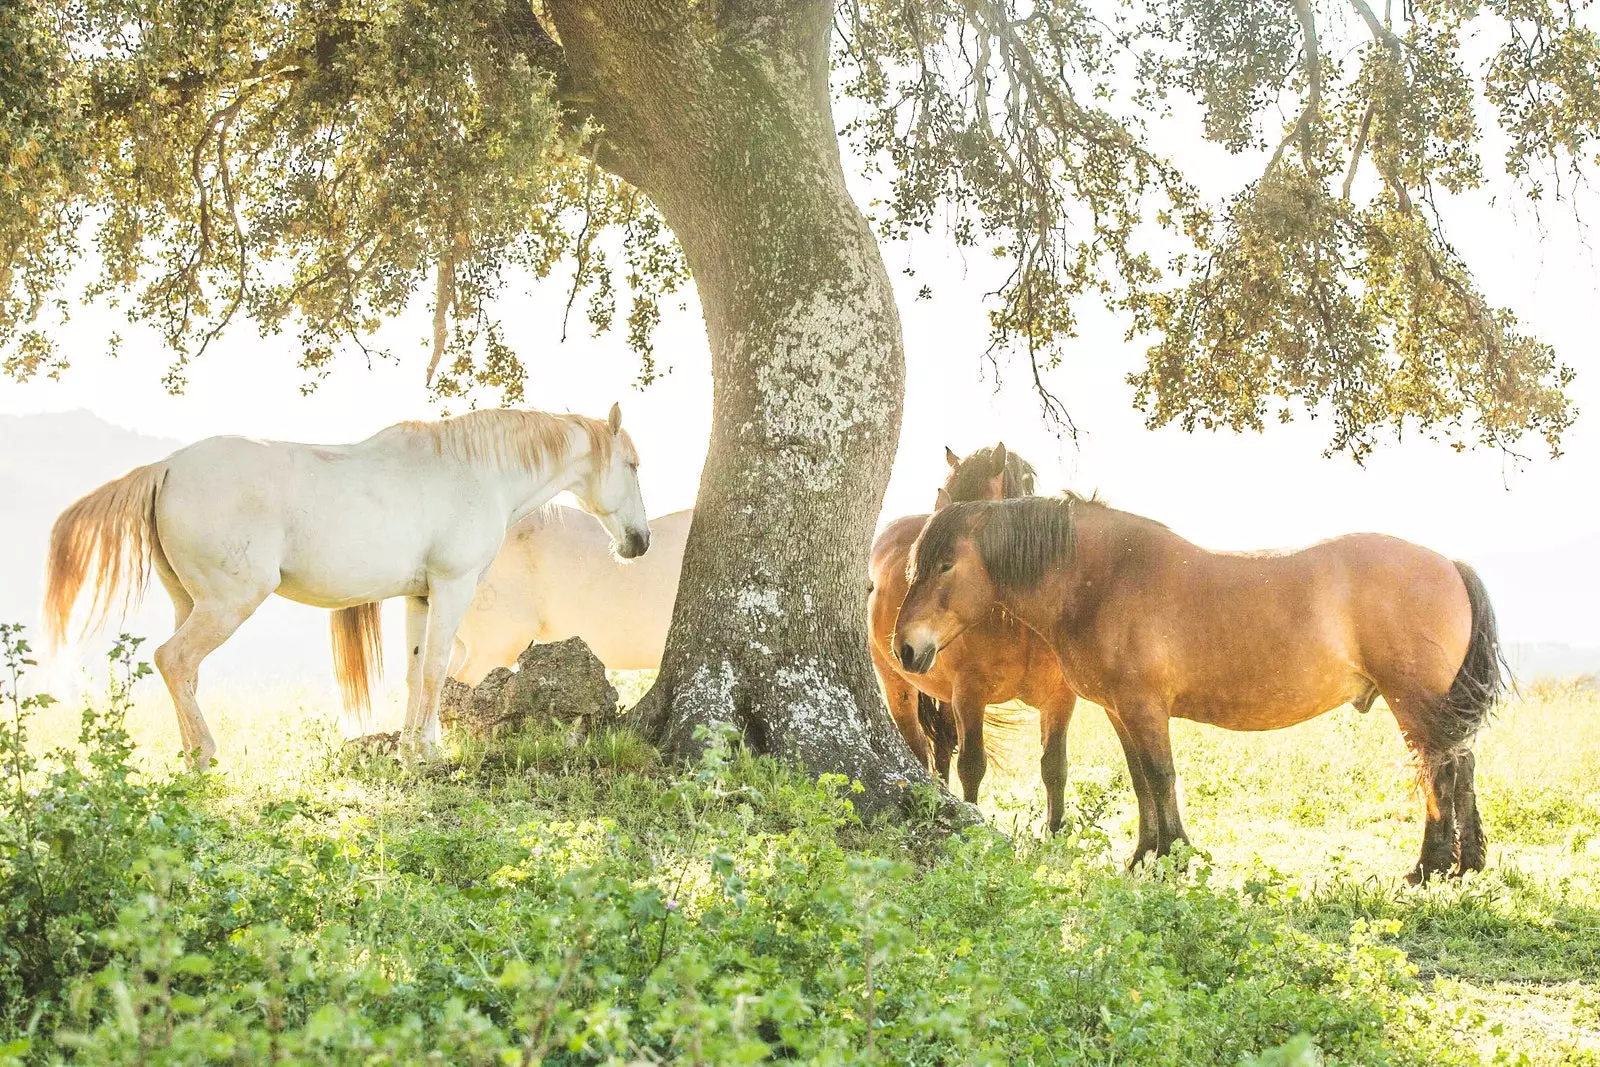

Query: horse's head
<box><xmin>938</xmin><ymin>442</ymin><xmax>1035</xmax><ymax>509</ymax></box>
<box><xmin>895</xmin><ymin>501</ymin><xmax>998</xmax><ymax>673</ymax></box>
<box><xmin>898</xmin><ymin>496</ymin><xmax>1077</xmax><ymax>672</ymax></box>
<box><xmin>574</xmin><ymin>403</ymin><xmax>651</xmax><ymax>559</ymax></box>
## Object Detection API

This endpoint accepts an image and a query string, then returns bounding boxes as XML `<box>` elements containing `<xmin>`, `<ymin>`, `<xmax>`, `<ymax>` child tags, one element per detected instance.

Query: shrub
<box><xmin>0</xmin><ymin>627</ymin><xmax>201</xmax><ymax>1038</ymax></box>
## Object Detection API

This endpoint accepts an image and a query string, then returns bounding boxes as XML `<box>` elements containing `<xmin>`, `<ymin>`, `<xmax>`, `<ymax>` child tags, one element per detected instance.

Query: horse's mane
<box><xmin>914</xmin><ymin>494</ymin><xmax>1093</xmax><ymax>592</ymax></box>
<box><xmin>945</xmin><ymin>446</ymin><xmax>1037</xmax><ymax>502</ymax></box>
<box><xmin>395</xmin><ymin>409</ymin><xmax>619</xmax><ymax>473</ymax></box>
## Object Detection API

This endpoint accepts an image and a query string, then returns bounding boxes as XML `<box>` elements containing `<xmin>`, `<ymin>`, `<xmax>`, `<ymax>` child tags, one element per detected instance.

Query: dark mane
<box><xmin>913</xmin><ymin>496</ymin><xmax>1080</xmax><ymax>592</ymax></box>
<box><xmin>944</xmin><ymin>446</ymin><xmax>1037</xmax><ymax>502</ymax></box>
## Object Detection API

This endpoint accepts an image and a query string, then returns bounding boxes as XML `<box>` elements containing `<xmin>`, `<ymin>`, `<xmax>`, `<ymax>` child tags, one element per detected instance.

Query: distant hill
<box><xmin>0</xmin><ymin>410</ymin><xmax>182</xmax><ymax>627</ymax></box>
<box><xmin>1473</xmin><ymin>533</ymin><xmax>1600</xmax><ymax>678</ymax></box>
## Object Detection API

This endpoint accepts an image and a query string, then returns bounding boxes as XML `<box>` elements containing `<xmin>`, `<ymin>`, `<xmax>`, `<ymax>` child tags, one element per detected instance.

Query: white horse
<box><xmin>449</xmin><ymin>507</ymin><xmax>690</xmax><ymax>684</ymax></box>
<box><xmin>43</xmin><ymin>405</ymin><xmax>649</xmax><ymax>765</ymax></box>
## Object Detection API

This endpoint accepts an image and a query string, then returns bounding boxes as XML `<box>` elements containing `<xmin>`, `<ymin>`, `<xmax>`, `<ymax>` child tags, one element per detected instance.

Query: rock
<box><xmin>439</xmin><ymin>637</ymin><xmax>618</xmax><ymax>740</ymax></box>
<box><xmin>343</xmin><ymin>730</ymin><xmax>401</xmax><ymax>756</ymax></box>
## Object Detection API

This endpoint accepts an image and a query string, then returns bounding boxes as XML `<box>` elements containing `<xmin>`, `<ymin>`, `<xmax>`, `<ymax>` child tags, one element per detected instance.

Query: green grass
<box><xmin>979</xmin><ymin>683</ymin><xmax>1600</xmax><ymax>1064</ymax></box>
<box><xmin>5</xmin><ymin>638</ymin><xmax>1599</xmax><ymax>1065</ymax></box>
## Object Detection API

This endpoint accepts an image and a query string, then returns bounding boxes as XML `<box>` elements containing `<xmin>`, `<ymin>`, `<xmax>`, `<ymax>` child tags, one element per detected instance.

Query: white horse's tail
<box><xmin>44</xmin><ymin>463</ymin><xmax>167</xmax><ymax>651</ymax></box>
<box><xmin>331</xmin><ymin>604</ymin><xmax>383</xmax><ymax>725</ymax></box>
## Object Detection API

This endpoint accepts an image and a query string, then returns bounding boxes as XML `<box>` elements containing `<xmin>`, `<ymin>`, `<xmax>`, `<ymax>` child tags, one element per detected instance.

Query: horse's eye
<box><xmin>938</xmin><ymin>561</ymin><xmax>954</xmax><ymax>575</ymax></box>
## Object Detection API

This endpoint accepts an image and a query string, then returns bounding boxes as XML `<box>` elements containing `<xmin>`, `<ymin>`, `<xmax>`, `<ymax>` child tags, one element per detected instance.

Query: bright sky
<box><xmin>4</xmin><ymin>105</ymin><xmax>1598</xmax><ymax>645</ymax></box>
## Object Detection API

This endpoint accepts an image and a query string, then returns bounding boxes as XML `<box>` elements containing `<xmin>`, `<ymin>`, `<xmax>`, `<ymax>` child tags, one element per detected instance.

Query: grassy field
<box><xmin>4</xmin><ymin>636</ymin><xmax>1599</xmax><ymax>1064</ymax></box>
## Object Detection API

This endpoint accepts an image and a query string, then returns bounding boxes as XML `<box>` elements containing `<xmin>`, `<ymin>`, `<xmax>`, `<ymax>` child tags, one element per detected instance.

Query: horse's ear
<box><xmin>935</xmin><ymin>488</ymin><xmax>953</xmax><ymax>510</ymax></box>
<box><xmin>991</xmin><ymin>442</ymin><xmax>1008</xmax><ymax>474</ymax></box>
<box><xmin>607</xmin><ymin>402</ymin><xmax>623</xmax><ymax>435</ymax></box>
<box><xmin>945</xmin><ymin>446</ymin><xmax>960</xmax><ymax>468</ymax></box>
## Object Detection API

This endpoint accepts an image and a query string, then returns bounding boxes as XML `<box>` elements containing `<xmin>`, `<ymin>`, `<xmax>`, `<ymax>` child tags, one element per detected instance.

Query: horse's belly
<box><xmin>275</xmin><ymin>563</ymin><xmax>428</xmax><ymax>609</ymax></box>
<box><xmin>1171</xmin><ymin>676</ymin><xmax>1366</xmax><ymax>732</ymax></box>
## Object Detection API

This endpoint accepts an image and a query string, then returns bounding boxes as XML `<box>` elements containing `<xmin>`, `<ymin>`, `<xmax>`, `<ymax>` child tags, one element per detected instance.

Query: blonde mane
<box><xmin>395</xmin><ymin>409</ymin><xmax>622</xmax><ymax>472</ymax></box>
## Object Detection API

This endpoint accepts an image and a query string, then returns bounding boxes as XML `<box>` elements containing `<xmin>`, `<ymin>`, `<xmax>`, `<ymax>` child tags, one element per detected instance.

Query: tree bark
<box><xmin>546</xmin><ymin>0</ymin><xmax>954</xmax><ymax>818</ymax></box>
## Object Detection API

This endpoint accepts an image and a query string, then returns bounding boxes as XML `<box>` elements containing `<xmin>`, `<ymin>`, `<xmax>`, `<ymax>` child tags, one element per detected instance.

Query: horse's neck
<box><xmin>998</xmin><ymin>578</ymin><xmax>1074</xmax><ymax>650</ymax></box>
<box><xmin>490</xmin><ymin>443</ymin><xmax>593</xmax><ymax>527</ymax></box>
<box><xmin>999</xmin><ymin>507</ymin><xmax>1131</xmax><ymax>641</ymax></box>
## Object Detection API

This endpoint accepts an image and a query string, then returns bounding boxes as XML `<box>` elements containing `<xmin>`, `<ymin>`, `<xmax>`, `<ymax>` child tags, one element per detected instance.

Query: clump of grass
<box><xmin>451</xmin><ymin>716</ymin><xmax>661</xmax><ymax>778</ymax></box>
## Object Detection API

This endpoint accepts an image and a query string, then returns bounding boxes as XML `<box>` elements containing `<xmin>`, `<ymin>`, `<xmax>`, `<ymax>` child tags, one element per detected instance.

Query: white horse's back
<box><xmin>157</xmin><ymin>431</ymin><xmax>508</xmax><ymax>609</ymax></box>
<box><xmin>453</xmin><ymin>507</ymin><xmax>689</xmax><ymax>682</ymax></box>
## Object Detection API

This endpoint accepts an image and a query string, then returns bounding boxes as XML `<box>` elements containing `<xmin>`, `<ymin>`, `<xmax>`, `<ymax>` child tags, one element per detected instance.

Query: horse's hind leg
<box><xmin>1390</xmin><ymin>698</ymin><xmax>1463</xmax><ymax>883</ymax></box>
<box><xmin>151</xmin><ymin>552</ymin><xmax>196</xmax><ymax>754</ymax></box>
<box><xmin>154</xmin><ymin>593</ymin><xmax>267</xmax><ymax>769</ymax></box>
<box><xmin>1452</xmin><ymin>749</ymin><xmax>1487</xmax><ymax>875</ymax></box>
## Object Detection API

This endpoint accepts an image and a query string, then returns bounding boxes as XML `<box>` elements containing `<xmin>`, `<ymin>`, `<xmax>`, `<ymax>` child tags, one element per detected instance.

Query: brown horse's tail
<box><xmin>331</xmin><ymin>603</ymin><xmax>383</xmax><ymax>726</ymax></box>
<box><xmin>43</xmin><ymin>463</ymin><xmax>167</xmax><ymax>651</ymax></box>
<box><xmin>1439</xmin><ymin>561</ymin><xmax>1509</xmax><ymax>753</ymax></box>
<box><xmin>914</xmin><ymin>693</ymin><xmax>1028</xmax><ymax>774</ymax></box>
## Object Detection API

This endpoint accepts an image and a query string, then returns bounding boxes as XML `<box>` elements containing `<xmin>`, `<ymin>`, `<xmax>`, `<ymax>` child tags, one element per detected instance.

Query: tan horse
<box><xmin>450</xmin><ymin>507</ymin><xmax>690</xmax><ymax>684</ymax></box>
<box><xmin>868</xmin><ymin>445</ymin><xmax>1078</xmax><ymax>828</ymax></box>
<box><xmin>896</xmin><ymin>495</ymin><xmax>1506</xmax><ymax>882</ymax></box>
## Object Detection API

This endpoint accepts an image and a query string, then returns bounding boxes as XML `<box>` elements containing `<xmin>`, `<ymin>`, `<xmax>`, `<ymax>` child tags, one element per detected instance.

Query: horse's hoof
<box><xmin>1406</xmin><ymin>862</ymin><xmax>1450</xmax><ymax>886</ymax></box>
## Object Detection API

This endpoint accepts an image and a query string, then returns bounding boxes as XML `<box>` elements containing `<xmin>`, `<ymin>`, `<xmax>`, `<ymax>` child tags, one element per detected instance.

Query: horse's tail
<box><xmin>43</xmin><ymin>462</ymin><xmax>167</xmax><ymax>650</ymax></box>
<box><xmin>916</xmin><ymin>693</ymin><xmax>1039</xmax><ymax>777</ymax></box>
<box><xmin>331</xmin><ymin>603</ymin><xmax>384</xmax><ymax>726</ymax></box>
<box><xmin>1439</xmin><ymin>561</ymin><xmax>1509</xmax><ymax>752</ymax></box>
<box><xmin>980</xmin><ymin>703</ymin><xmax>1035</xmax><ymax>776</ymax></box>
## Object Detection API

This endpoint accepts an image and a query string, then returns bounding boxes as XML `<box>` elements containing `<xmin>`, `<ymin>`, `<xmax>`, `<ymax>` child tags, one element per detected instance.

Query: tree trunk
<box><xmin>547</xmin><ymin>1</ymin><xmax>954</xmax><ymax>818</ymax></box>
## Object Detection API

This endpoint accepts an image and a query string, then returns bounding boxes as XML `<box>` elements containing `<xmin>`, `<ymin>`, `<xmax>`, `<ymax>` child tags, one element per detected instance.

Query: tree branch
<box><xmin>1349</xmin><ymin>0</ymin><xmax>1402</xmax><ymax>53</ymax></box>
<box><xmin>427</xmin><ymin>246</ymin><xmax>458</xmax><ymax>387</ymax></box>
<box><xmin>1342</xmin><ymin>100</ymin><xmax>1374</xmax><ymax>198</ymax></box>
<box><xmin>1266</xmin><ymin>0</ymin><xmax>1322</xmax><ymax>177</ymax></box>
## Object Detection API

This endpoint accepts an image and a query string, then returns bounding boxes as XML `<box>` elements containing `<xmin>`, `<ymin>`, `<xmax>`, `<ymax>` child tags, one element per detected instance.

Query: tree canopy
<box><xmin>1</xmin><ymin>0</ymin><xmax>1592</xmax><ymax>458</ymax></box>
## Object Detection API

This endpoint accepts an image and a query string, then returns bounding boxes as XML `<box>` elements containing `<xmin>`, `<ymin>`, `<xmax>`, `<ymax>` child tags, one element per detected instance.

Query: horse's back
<box><xmin>1084</xmin><ymin>518</ymin><xmax>1473</xmax><ymax>724</ymax></box>
<box><xmin>509</xmin><ymin>506</ymin><xmax>689</xmax><ymax>670</ymax></box>
<box><xmin>154</xmin><ymin>433</ymin><xmax>481</xmax><ymax>608</ymax></box>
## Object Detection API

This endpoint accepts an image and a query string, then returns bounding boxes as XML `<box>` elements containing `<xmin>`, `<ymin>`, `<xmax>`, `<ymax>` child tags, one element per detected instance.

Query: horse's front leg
<box><xmin>403</xmin><ymin>595</ymin><xmax>427</xmax><ymax>730</ymax></box>
<box><xmin>951</xmin><ymin>682</ymin><xmax>989</xmax><ymax>804</ymax></box>
<box><xmin>1124</xmin><ymin>704</ymin><xmax>1190</xmax><ymax>863</ymax></box>
<box><xmin>403</xmin><ymin>577</ymin><xmax>478</xmax><ymax>754</ymax></box>
<box><xmin>1036</xmin><ymin>688</ymin><xmax>1077</xmax><ymax>834</ymax></box>
<box><xmin>870</xmin><ymin>640</ymin><xmax>933</xmax><ymax>771</ymax></box>
<box><xmin>928</xmin><ymin>700</ymin><xmax>958</xmax><ymax>786</ymax></box>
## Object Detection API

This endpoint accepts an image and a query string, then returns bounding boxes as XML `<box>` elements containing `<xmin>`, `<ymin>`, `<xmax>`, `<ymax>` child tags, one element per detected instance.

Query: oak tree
<box><xmin>2</xmin><ymin>0</ymin><xmax>1588</xmax><ymax>813</ymax></box>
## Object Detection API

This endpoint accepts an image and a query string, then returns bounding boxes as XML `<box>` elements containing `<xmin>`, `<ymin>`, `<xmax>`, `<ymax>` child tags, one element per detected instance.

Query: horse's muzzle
<box><xmin>618</xmin><ymin>529</ymin><xmax>651</xmax><ymax>559</ymax></box>
<box><xmin>898</xmin><ymin>641</ymin><xmax>935</xmax><ymax>674</ymax></box>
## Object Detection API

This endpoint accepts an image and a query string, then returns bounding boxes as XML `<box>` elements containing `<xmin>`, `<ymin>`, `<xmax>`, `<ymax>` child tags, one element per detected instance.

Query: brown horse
<box><xmin>895</xmin><ymin>495</ymin><xmax>1506</xmax><ymax>882</ymax></box>
<box><xmin>868</xmin><ymin>446</ymin><xmax>1079</xmax><ymax>828</ymax></box>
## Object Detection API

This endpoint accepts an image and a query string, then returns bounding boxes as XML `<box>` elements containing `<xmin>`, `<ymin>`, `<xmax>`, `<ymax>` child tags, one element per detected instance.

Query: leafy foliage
<box><xmin>1</xmin><ymin>0</ymin><xmax>1588</xmax><ymax>456</ymax></box>
<box><xmin>834</xmin><ymin>0</ymin><xmax>1585</xmax><ymax>456</ymax></box>
<box><xmin>0</xmin><ymin>0</ymin><xmax>687</xmax><ymax>397</ymax></box>
<box><xmin>0</xmin><ymin>628</ymin><xmax>196</xmax><ymax>1028</ymax></box>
